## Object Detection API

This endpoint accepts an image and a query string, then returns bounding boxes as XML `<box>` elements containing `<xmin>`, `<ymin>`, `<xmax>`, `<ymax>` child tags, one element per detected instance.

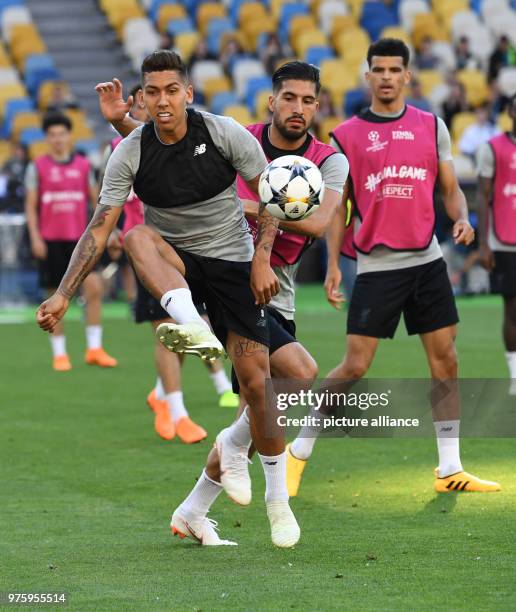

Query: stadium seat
<box><xmin>468</xmin><ymin>24</ymin><xmax>494</xmax><ymax>65</ymax></box>
<box><xmin>108</xmin><ymin>5</ymin><xmax>145</xmax><ymax>37</ymax></box>
<box><xmin>344</xmin><ymin>87</ymin><xmax>368</xmax><ymax>116</ymax></box>
<box><xmin>237</xmin><ymin>1</ymin><xmax>269</xmax><ymax>26</ymax></box>
<box><xmin>431</xmin><ymin>40</ymin><xmax>457</xmax><ymax>71</ymax></box>
<box><xmin>157</xmin><ymin>3</ymin><xmax>187</xmax><ymax>32</ymax></box>
<box><xmin>456</xmin><ymin>69</ymin><xmax>489</xmax><ymax>107</ymax></box>
<box><xmin>166</xmin><ymin>17</ymin><xmax>195</xmax><ymax>36</ymax></box>
<box><xmin>1</xmin><ymin>96</ymin><xmax>32</xmax><ymax>137</ymax></box>
<box><xmin>197</xmin><ymin>2</ymin><xmax>227</xmax><ymax>36</ymax></box>
<box><xmin>380</xmin><ymin>26</ymin><xmax>412</xmax><ymax>47</ymax></box>
<box><xmin>1</xmin><ymin>5</ymin><xmax>31</xmax><ymax>42</ymax></box>
<box><xmin>174</xmin><ymin>31</ymin><xmax>201</xmax><ymax>61</ymax></box>
<box><xmin>19</xmin><ymin>126</ymin><xmax>45</xmax><ymax>146</ymax></box>
<box><xmin>202</xmin><ymin>75</ymin><xmax>232</xmax><ymax>104</ymax></box>
<box><xmin>190</xmin><ymin>59</ymin><xmax>224</xmax><ymax>93</ymax></box>
<box><xmin>0</xmin><ymin>41</ymin><xmax>13</xmax><ymax>68</ymax></box>
<box><xmin>334</xmin><ymin>27</ymin><xmax>370</xmax><ymax>64</ymax></box>
<box><xmin>330</xmin><ymin>15</ymin><xmax>357</xmax><ymax>45</ymax></box>
<box><xmin>38</xmin><ymin>80</ymin><xmax>71</xmax><ymax>110</ymax></box>
<box><xmin>232</xmin><ymin>57</ymin><xmax>266</xmax><ymax>98</ymax></box>
<box><xmin>241</xmin><ymin>16</ymin><xmax>276</xmax><ymax>50</ymax></box>
<box><xmin>399</xmin><ymin>0</ymin><xmax>430</xmax><ymax>32</ymax></box>
<box><xmin>11</xmin><ymin>110</ymin><xmax>41</xmax><ymax>141</ymax></box>
<box><xmin>24</xmin><ymin>54</ymin><xmax>55</xmax><ymax>75</ymax></box>
<box><xmin>417</xmin><ymin>69</ymin><xmax>444</xmax><ymax>96</ymax></box>
<box><xmin>255</xmin><ymin>89</ymin><xmax>271</xmax><ymax>121</ymax></box>
<box><xmin>346</xmin><ymin>0</ymin><xmax>365</xmax><ymax>20</ymax></box>
<box><xmin>123</xmin><ymin>16</ymin><xmax>155</xmax><ymax>42</ymax></box>
<box><xmin>485</xmin><ymin>11</ymin><xmax>516</xmax><ymax>42</ymax></box>
<box><xmin>0</xmin><ymin>67</ymin><xmax>19</xmax><ymax>85</ymax></box>
<box><xmin>318</xmin><ymin>0</ymin><xmax>349</xmax><ymax>35</ymax></box>
<box><xmin>279</xmin><ymin>3</ymin><xmax>309</xmax><ymax>40</ymax></box>
<box><xmin>305</xmin><ymin>45</ymin><xmax>335</xmax><ymax>66</ymax></box>
<box><xmin>0</xmin><ymin>82</ymin><xmax>27</xmax><ymax>115</ymax></box>
<box><xmin>0</xmin><ymin>139</ymin><xmax>11</xmax><ymax>165</ymax></box>
<box><xmin>360</xmin><ymin>1</ymin><xmax>398</xmax><ymax>41</ymax></box>
<box><xmin>498</xmin><ymin>67</ymin><xmax>516</xmax><ymax>96</ymax></box>
<box><xmin>28</xmin><ymin>139</ymin><xmax>48</xmax><ymax>160</ymax></box>
<box><xmin>451</xmin><ymin>111</ymin><xmax>477</xmax><ymax>142</ymax></box>
<box><xmin>317</xmin><ymin>115</ymin><xmax>341</xmax><ymax>143</ymax></box>
<box><xmin>288</xmin><ymin>14</ymin><xmax>317</xmax><ymax>43</ymax></box>
<box><xmin>450</xmin><ymin>10</ymin><xmax>481</xmax><ymax>41</ymax></box>
<box><xmin>222</xmin><ymin>103</ymin><xmax>254</xmax><ymax>125</ymax></box>
<box><xmin>320</xmin><ymin>58</ymin><xmax>359</xmax><ymax>107</ymax></box>
<box><xmin>26</xmin><ymin>67</ymin><xmax>61</xmax><ymax>97</ymax></box>
<box><xmin>292</xmin><ymin>29</ymin><xmax>327</xmax><ymax>58</ymax></box>
<box><xmin>411</xmin><ymin>13</ymin><xmax>446</xmax><ymax>49</ymax></box>
<box><xmin>206</xmin><ymin>17</ymin><xmax>234</xmax><ymax>54</ymax></box>
<box><xmin>211</xmin><ymin>90</ymin><xmax>239</xmax><ymax>115</ymax></box>
<box><xmin>245</xmin><ymin>75</ymin><xmax>271</xmax><ymax>113</ymax></box>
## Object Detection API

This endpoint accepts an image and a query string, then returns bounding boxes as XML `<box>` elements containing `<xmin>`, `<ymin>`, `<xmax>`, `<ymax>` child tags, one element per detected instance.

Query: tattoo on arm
<box><xmin>57</xmin><ymin>205</ymin><xmax>113</xmax><ymax>299</ymax></box>
<box><xmin>255</xmin><ymin>210</ymin><xmax>279</xmax><ymax>256</ymax></box>
<box><xmin>234</xmin><ymin>339</ymin><xmax>268</xmax><ymax>358</ymax></box>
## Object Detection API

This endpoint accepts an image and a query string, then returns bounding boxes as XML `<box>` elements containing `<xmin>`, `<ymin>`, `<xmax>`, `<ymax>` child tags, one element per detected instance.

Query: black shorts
<box><xmin>169</xmin><ymin>246</ymin><xmax>269</xmax><ymax>349</ymax></box>
<box><xmin>490</xmin><ymin>252</ymin><xmax>516</xmax><ymax>297</ymax></box>
<box><xmin>134</xmin><ymin>276</ymin><xmax>207</xmax><ymax>323</ymax></box>
<box><xmin>39</xmin><ymin>240</ymin><xmax>77</xmax><ymax>289</ymax></box>
<box><xmin>347</xmin><ymin>258</ymin><xmax>459</xmax><ymax>339</ymax></box>
<box><xmin>231</xmin><ymin>306</ymin><xmax>297</xmax><ymax>394</ymax></box>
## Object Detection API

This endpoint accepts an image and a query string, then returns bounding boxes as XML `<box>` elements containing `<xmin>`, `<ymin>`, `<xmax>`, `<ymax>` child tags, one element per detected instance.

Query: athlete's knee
<box><xmin>239</xmin><ymin>371</ymin><xmax>266</xmax><ymax>405</ymax></box>
<box><xmin>430</xmin><ymin>342</ymin><xmax>457</xmax><ymax>378</ymax></box>
<box><xmin>291</xmin><ymin>352</ymin><xmax>318</xmax><ymax>380</ymax></box>
<box><xmin>82</xmin><ymin>273</ymin><xmax>102</xmax><ymax>301</ymax></box>
<box><xmin>342</xmin><ymin>354</ymin><xmax>371</xmax><ymax>379</ymax></box>
<box><xmin>125</xmin><ymin>224</ymin><xmax>155</xmax><ymax>255</ymax></box>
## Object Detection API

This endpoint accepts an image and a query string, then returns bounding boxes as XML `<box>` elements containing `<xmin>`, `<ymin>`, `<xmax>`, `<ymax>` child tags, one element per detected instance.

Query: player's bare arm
<box><xmin>477</xmin><ymin>175</ymin><xmax>495</xmax><ymax>270</ymax></box>
<box><xmin>25</xmin><ymin>187</ymin><xmax>47</xmax><ymax>260</ymax></box>
<box><xmin>36</xmin><ymin>205</ymin><xmax>122</xmax><ymax>332</ymax></box>
<box><xmin>95</xmin><ymin>77</ymin><xmax>141</xmax><ymax>137</ymax></box>
<box><xmin>251</xmin><ymin>200</ymin><xmax>280</xmax><ymax>305</ymax></box>
<box><xmin>324</xmin><ymin>183</ymin><xmax>350</xmax><ymax>309</ymax></box>
<box><xmin>438</xmin><ymin>160</ymin><xmax>474</xmax><ymax>246</ymax></box>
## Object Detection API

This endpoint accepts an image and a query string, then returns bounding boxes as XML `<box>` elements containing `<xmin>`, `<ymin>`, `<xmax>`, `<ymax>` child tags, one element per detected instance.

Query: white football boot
<box><xmin>266</xmin><ymin>501</ymin><xmax>301</xmax><ymax>548</ymax></box>
<box><xmin>171</xmin><ymin>508</ymin><xmax>237</xmax><ymax>546</ymax></box>
<box><xmin>216</xmin><ymin>427</ymin><xmax>252</xmax><ymax>506</ymax></box>
<box><xmin>156</xmin><ymin>322</ymin><xmax>225</xmax><ymax>362</ymax></box>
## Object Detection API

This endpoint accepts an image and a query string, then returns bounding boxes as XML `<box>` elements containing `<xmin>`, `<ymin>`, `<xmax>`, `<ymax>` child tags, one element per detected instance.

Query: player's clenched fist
<box><xmin>36</xmin><ymin>293</ymin><xmax>69</xmax><ymax>333</ymax></box>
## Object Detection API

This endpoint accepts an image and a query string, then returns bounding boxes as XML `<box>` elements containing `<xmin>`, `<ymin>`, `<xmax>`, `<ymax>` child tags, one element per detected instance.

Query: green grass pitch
<box><xmin>1</xmin><ymin>287</ymin><xmax>515</xmax><ymax>611</ymax></box>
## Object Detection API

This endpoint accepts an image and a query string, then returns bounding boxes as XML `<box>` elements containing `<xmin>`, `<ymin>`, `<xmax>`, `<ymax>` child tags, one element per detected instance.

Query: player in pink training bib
<box><xmin>25</xmin><ymin>112</ymin><xmax>117</xmax><ymax>371</ymax></box>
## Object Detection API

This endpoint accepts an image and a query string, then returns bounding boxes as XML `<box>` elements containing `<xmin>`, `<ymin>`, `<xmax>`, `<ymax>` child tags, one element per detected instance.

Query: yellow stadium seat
<box><xmin>11</xmin><ymin>111</ymin><xmax>41</xmax><ymax>140</ymax></box>
<box><xmin>0</xmin><ymin>140</ymin><xmax>11</xmax><ymax>166</ymax></box>
<box><xmin>292</xmin><ymin>29</ymin><xmax>327</xmax><ymax>57</ymax></box>
<box><xmin>64</xmin><ymin>109</ymin><xmax>90</xmax><ymax>131</ymax></box>
<box><xmin>274</xmin><ymin>56</ymin><xmax>297</xmax><ymax>71</ymax></box>
<box><xmin>223</xmin><ymin>103</ymin><xmax>255</xmax><ymax>125</ymax></box>
<box><xmin>158</xmin><ymin>4</ymin><xmax>187</xmax><ymax>33</ymax></box>
<box><xmin>108</xmin><ymin>5</ymin><xmax>145</xmax><ymax>37</ymax></box>
<box><xmin>220</xmin><ymin>31</ymin><xmax>249</xmax><ymax>53</ymax></box>
<box><xmin>255</xmin><ymin>89</ymin><xmax>272</xmax><ymax>121</ymax></box>
<box><xmin>346</xmin><ymin>0</ymin><xmax>364</xmax><ymax>20</ymax></box>
<box><xmin>29</xmin><ymin>140</ymin><xmax>49</xmax><ymax>160</ymax></box>
<box><xmin>203</xmin><ymin>75</ymin><xmax>232</xmax><ymax>103</ymax></box>
<box><xmin>38</xmin><ymin>81</ymin><xmax>72</xmax><ymax>110</ymax></box>
<box><xmin>238</xmin><ymin>2</ymin><xmax>269</xmax><ymax>26</ymax></box>
<box><xmin>380</xmin><ymin>26</ymin><xmax>411</xmax><ymax>47</ymax></box>
<box><xmin>433</xmin><ymin>0</ymin><xmax>469</xmax><ymax>22</ymax></box>
<box><xmin>497</xmin><ymin>113</ymin><xmax>511</xmax><ymax>132</ymax></box>
<box><xmin>416</xmin><ymin>70</ymin><xmax>444</xmax><ymax>96</ymax></box>
<box><xmin>197</xmin><ymin>2</ymin><xmax>227</xmax><ymax>36</ymax></box>
<box><xmin>0</xmin><ymin>42</ymin><xmax>13</xmax><ymax>68</ymax></box>
<box><xmin>451</xmin><ymin>111</ymin><xmax>477</xmax><ymax>142</ymax></box>
<box><xmin>317</xmin><ymin>115</ymin><xmax>342</xmax><ymax>144</ymax></box>
<box><xmin>334</xmin><ymin>28</ymin><xmax>370</xmax><ymax>65</ymax></box>
<box><xmin>0</xmin><ymin>82</ymin><xmax>28</xmax><ymax>114</ymax></box>
<box><xmin>412</xmin><ymin>13</ymin><xmax>447</xmax><ymax>50</ymax></box>
<box><xmin>270</xmin><ymin>0</ymin><xmax>292</xmax><ymax>20</ymax></box>
<box><xmin>175</xmin><ymin>31</ymin><xmax>200</xmax><ymax>61</ymax></box>
<box><xmin>320</xmin><ymin>59</ymin><xmax>359</xmax><ymax>107</ymax></box>
<box><xmin>241</xmin><ymin>17</ymin><xmax>277</xmax><ymax>51</ymax></box>
<box><xmin>100</xmin><ymin>0</ymin><xmax>136</xmax><ymax>10</ymax></box>
<box><xmin>289</xmin><ymin>15</ymin><xmax>317</xmax><ymax>44</ymax></box>
<box><xmin>330</xmin><ymin>15</ymin><xmax>357</xmax><ymax>46</ymax></box>
<box><xmin>456</xmin><ymin>69</ymin><xmax>488</xmax><ymax>107</ymax></box>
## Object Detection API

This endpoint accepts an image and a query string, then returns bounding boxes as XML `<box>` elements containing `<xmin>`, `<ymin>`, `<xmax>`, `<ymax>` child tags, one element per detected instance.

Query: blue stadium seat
<box><xmin>0</xmin><ymin>0</ymin><xmax>24</xmax><ymax>17</ymax></box>
<box><xmin>25</xmin><ymin>67</ymin><xmax>60</xmax><ymax>97</ymax></box>
<box><xmin>344</xmin><ymin>88</ymin><xmax>369</xmax><ymax>117</ymax></box>
<box><xmin>361</xmin><ymin>2</ymin><xmax>398</xmax><ymax>41</ymax></box>
<box><xmin>305</xmin><ymin>46</ymin><xmax>335</xmax><ymax>66</ymax></box>
<box><xmin>149</xmin><ymin>0</ymin><xmax>177</xmax><ymax>21</ymax></box>
<box><xmin>245</xmin><ymin>75</ymin><xmax>270</xmax><ymax>112</ymax></box>
<box><xmin>20</xmin><ymin>127</ymin><xmax>45</xmax><ymax>146</ymax></box>
<box><xmin>279</xmin><ymin>3</ymin><xmax>309</xmax><ymax>40</ymax></box>
<box><xmin>24</xmin><ymin>54</ymin><xmax>55</xmax><ymax>74</ymax></box>
<box><xmin>206</xmin><ymin>17</ymin><xmax>234</xmax><ymax>55</ymax></box>
<box><xmin>211</xmin><ymin>90</ymin><xmax>239</xmax><ymax>115</ymax></box>
<box><xmin>2</xmin><ymin>97</ymin><xmax>33</xmax><ymax>138</ymax></box>
<box><xmin>166</xmin><ymin>16</ymin><xmax>194</xmax><ymax>36</ymax></box>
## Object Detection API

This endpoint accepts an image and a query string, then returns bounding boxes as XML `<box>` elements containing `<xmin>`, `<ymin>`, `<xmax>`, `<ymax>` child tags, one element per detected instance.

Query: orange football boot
<box><xmin>176</xmin><ymin>417</ymin><xmax>207</xmax><ymax>444</ymax></box>
<box><xmin>147</xmin><ymin>389</ymin><xmax>167</xmax><ymax>414</ymax></box>
<box><xmin>53</xmin><ymin>354</ymin><xmax>72</xmax><ymax>371</ymax></box>
<box><xmin>85</xmin><ymin>348</ymin><xmax>118</xmax><ymax>367</ymax></box>
<box><xmin>154</xmin><ymin>402</ymin><xmax>175</xmax><ymax>440</ymax></box>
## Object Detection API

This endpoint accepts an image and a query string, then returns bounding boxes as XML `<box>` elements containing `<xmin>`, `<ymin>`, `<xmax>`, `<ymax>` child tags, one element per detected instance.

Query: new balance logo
<box><xmin>165</xmin><ymin>298</ymin><xmax>172</xmax><ymax>308</ymax></box>
<box><xmin>265</xmin><ymin>461</ymin><xmax>277</xmax><ymax>465</ymax></box>
<box><xmin>194</xmin><ymin>143</ymin><xmax>206</xmax><ymax>156</ymax></box>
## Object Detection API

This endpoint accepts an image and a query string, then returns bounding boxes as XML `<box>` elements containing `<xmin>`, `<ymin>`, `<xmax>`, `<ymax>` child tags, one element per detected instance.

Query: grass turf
<box><xmin>1</xmin><ymin>288</ymin><xmax>515</xmax><ymax>611</ymax></box>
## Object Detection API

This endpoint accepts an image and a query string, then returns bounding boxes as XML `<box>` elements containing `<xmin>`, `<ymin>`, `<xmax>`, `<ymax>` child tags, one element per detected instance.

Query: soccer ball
<box><xmin>258</xmin><ymin>155</ymin><xmax>324</xmax><ymax>221</ymax></box>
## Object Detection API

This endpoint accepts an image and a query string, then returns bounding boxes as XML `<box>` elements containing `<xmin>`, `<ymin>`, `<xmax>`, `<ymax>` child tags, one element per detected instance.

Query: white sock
<box><xmin>155</xmin><ymin>377</ymin><xmax>165</xmax><ymax>400</ymax></box>
<box><xmin>85</xmin><ymin>325</ymin><xmax>102</xmax><ymax>350</ymax></box>
<box><xmin>434</xmin><ymin>420</ymin><xmax>463</xmax><ymax>477</ymax></box>
<box><xmin>259</xmin><ymin>451</ymin><xmax>289</xmax><ymax>502</ymax></box>
<box><xmin>180</xmin><ymin>469</ymin><xmax>223</xmax><ymax>518</ymax></box>
<box><xmin>210</xmin><ymin>369</ymin><xmax>232</xmax><ymax>395</ymax></box>
<box><xmin>227</xmin><ymin>406</ymin><xmax>252</xmax><ymax>448</ymax></box>
<box><xmin>290</xmin><ymin>436</ymin><xmax>317</xmax><ymax>461</ymax></box>
<box><xmin>505</xmin><ymin>352</ymin><xmax>516</xmax><ymax>378</ymax></box>
<box><xmin>166</xmin><ymin>391</ymin><xmax>188</xmax><ymax>423</ymax></box>
<box><xmin>159</xmin><ymin>288</ymin><xmax>209</xmax><ymax>329</ymax></box>
<box><xmin>50</xmin><ymin>334</ymin><xmax>66</xmax><ymax>357</ymax></box>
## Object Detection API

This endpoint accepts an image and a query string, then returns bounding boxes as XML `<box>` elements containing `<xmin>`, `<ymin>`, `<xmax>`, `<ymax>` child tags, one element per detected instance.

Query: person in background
<box><xmin>415</xmin><ymin>36</ymin><xmax>439</xmax><ymax>70</ymax></box>
<box><xmin>406</xmin><ymin>78</ymin><xmax>431</xmax><ymax>112</ymax></box>
<box><xmin>459</xmin><ymin>104</ymin><xmax>499</xmax><ymax>159</ymax></box>
<box><xmin>442</xmin><ymin>80</ymin><xmax>469</xmax><ymax>128</ymax></box>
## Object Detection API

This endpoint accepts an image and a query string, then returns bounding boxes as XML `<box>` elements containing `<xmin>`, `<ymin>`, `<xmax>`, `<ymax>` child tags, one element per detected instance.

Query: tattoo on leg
<box><xmin>234</xmin><ymin>339</ymin><xmax>268</xmax><ymax>357</ymax></box>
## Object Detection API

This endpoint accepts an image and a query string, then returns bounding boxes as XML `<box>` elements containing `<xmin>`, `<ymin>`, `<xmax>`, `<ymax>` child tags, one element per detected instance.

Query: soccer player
<box><xmin>288</xmin><ymin>38</ymin><xmax>501</xmax><ymax>495</ymax></box>
<box><xmin>36</xmin><ymin>50</ymin><xmax>299</xmax><ymax>548</ymax></box>
<box><xmin>25</xmin><ymin>112</ymin><xmax>117</xmax><ymax>371</ymax></box>
<box><xmin>478</xmin><ymin>93</ymin><xmax>516</xmax><ymax>395</ymax></box>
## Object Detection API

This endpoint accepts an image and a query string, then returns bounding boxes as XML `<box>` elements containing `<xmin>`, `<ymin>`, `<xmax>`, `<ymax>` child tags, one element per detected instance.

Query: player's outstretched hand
<box><xmin>479</xmin><ymin>245</ymin><xmax>495</xmax><ymax>271</ymax></box>
<box><xmin>36</xmin><ymin>293</ymin><xmax>70</xmax><ymax>333</ymax></box>
<box><xmin>453</xmin><ymin>220</ymin><xmax>475</xmax><ymax>246</ymax></box>
<box><xmin>324</xmin><ymin>265</ymin><xmax>345</xmax><ymax>310</ymax></box>
<box><xmin>95</xmin><ymin>77</ymin><xmax>132</xmax><ymax>123</ymax></box>
<box><xmin>251</xmin><ymin>260</ymin><xmax>280</xmax><ymax>305</ymax></box>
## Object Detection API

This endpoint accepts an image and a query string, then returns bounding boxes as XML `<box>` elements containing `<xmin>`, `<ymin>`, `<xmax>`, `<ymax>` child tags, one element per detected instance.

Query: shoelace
<box><xmin>228</xmin><ymin>449</ymin><xmax>252</xmax><ymax>476</ymax></box>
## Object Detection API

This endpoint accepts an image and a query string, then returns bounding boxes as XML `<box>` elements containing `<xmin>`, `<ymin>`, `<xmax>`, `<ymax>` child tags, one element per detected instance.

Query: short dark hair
<box><xmin>141</xmin><ymin>50</ymin><xmax>188</xmax><ymax>84</ymax></box>
<box><xmin>42</xmin><ymin>112</ymin><xmax>72</xmax><ymax>132</ymax></box>
<box><xmin>129</xmin><ymin>83</ymin><xmax>142</xmax><ymax>98</ymax></box>
<box><xmin>367</xmin><ymin>38</ymin><xmax>410</xmax><ymax>68</ymax></box>
<box><xmin>272</xmin><ymin>61</ymin><xmax>321</xmax><ymax>95</ymax></box>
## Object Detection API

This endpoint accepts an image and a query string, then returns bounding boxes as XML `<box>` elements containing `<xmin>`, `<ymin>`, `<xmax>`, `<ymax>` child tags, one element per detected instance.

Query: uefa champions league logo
<box><xmin>366</xmin><ymin>130</ymin><xmax>387</xmax><ymax>153</ymax></box>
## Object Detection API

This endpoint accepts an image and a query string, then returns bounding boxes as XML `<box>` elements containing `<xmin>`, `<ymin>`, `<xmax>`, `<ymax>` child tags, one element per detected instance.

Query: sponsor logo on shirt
<box><xmin>366</xmin><ymin>130</ymin><xmax>388</xmax><ymax>153</ymax></box>
<box><xmin>503</xmin><ymin>183</ymin><xmax>516</xmax><ymax>198</ymax></box>
<box><xmin>392</xmin><ymin>130</ymin><xmax>414</xmax><ymax>140</ymax></box>
<box><xmin>193</xmin><ymin>143</ymin><xmax>207</xmax><ymax>156</ymax></box>
<box><xmin>66</xmin><ymin>169</ymin><xmax>81</xmax><ymax>178</ymax></box>
<box><xmin>377</xmin><ymin>184</ymin><xmax>415</xmax><ymax>199</ymax></box>
<box><xmin>365</xmin><ymin>166</ymin><xmax>427</xmax><ymax>192</ymax></box>
<box><xmin>41</xmin><ymin>191</ymin><xmax>85</xmax><ymax>204</ymax></box>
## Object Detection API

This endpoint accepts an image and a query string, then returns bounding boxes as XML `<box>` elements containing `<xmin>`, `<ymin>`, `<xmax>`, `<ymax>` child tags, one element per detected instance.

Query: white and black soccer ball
<box><xmin>258</xmin><ymin>155</ymin><xmax>324</xmax><ymax>221</ymax></box>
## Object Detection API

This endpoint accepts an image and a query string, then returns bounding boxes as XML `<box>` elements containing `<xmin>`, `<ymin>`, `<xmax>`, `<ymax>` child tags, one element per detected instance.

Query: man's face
<box><xmin>366</xmin><ymin>56</ymin><xmax>410</xmax><ymax>105</ymax></box>
<box><xmin>45</xmin><ymin>125</ymin><xmax>72</xmax><ymax>156</ymax></box>
<box><xmin>270</xmin><ymin>79</ymin><xmax>319</xmax><ymax>141</ymax></box>
<box><xmin>142</xmin><ymin>70</ymin><xmax>193</xmax><ymax>131</ymax></box>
